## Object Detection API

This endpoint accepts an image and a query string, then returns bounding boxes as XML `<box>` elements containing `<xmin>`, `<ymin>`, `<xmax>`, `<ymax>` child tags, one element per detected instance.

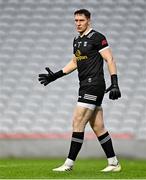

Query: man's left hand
<box><xmin>105</xmin><ymin>84</ymin><xmax>121</xmax><ymax>100</ymax></box>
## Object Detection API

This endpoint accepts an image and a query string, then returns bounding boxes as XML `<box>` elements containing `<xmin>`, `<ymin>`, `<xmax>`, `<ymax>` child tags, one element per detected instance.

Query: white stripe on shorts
<box><xmin>84</xmin><ymin>94</ymin><xmax>97</xmax><ymax>101</ymax></box>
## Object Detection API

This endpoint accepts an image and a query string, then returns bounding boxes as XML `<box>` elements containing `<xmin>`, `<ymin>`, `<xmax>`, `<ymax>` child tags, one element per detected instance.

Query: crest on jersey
<box><xmin>78</xmin><ymin>41</ymin><xmax>82</xmax><ymax>47</ymax></box>
<box><xmin>84</xmin><ymin>41</ymin><xmax>88</xmax><ymax>47</ymax></box>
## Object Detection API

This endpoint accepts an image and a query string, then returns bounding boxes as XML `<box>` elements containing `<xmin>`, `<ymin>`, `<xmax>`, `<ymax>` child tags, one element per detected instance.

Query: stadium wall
<box><xmin>0</xmin><ymin>139</ymin><xmax>146</xmax><ymax>159</ymax></box>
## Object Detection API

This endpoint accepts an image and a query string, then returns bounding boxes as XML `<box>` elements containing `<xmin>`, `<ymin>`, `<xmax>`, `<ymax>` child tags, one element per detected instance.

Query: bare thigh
<box><xmin>72</xmin><ymin>105</ymin><xmax>95</xmax><ymax>132</ymax></box>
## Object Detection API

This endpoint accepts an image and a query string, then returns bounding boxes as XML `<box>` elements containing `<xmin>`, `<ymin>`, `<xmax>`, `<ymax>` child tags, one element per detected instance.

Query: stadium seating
<box><xmin>0</xmin><ymin>0</ymin><xmax>146</xmax><ymax>140</ymax></box>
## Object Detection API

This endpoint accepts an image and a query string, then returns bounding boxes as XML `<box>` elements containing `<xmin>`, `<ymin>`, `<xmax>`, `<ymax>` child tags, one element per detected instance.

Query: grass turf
<box><xmin>0</xmin><ymin>158</ymin><xmax>146</xmax><ymax>179</ymax></box>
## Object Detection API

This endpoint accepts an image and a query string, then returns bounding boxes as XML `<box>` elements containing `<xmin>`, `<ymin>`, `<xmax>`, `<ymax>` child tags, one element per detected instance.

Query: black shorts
<box><xmin>78</xmin><ymin>83</ymin><xmax>105</xmax><ymax>107</ymax></box>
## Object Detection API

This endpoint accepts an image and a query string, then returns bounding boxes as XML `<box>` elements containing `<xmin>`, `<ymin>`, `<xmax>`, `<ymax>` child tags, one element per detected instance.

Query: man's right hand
<box><xmin>38</xmin><ymin>67</ymin><xmax>66</xmax><ymax>86</ymax></box>
<box><xmin>38</xmin><ymin>67</ymin><xmax>57</xmax><ymax>86</ymax></box>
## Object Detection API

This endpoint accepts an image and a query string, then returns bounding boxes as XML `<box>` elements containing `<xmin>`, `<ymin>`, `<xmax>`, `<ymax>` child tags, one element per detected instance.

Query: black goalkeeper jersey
<box><xmin>73</xmin><ymin>29</ymin><xmax>109</xmax><ymax>87</ymax></box>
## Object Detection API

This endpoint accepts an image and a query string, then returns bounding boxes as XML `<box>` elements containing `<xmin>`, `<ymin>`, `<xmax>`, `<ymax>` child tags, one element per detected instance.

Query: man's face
<box><xmin>74</xmin><ymin>14</ymin><xmax>90</xmax><ymax>34</ymax></box>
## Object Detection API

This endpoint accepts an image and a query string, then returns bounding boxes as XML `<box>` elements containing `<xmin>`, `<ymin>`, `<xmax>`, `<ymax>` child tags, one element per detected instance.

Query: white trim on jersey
<box><xmin>80</xmin><ymin>28</ymin><xmax>93</xmax><ymax>38</ymax></box>
<box><xmin>84</xmin><ymin>28</ymin><xmax>93</xmax><ymax>35</ymax></box>
<box><xmin>98</xmin><ymin>46</ymin><xmax>110</xmax><ymax>52</ymax></box>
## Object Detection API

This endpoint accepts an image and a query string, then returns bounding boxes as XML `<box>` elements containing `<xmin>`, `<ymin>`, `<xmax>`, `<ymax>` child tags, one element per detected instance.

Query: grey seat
<box><xmin>0</xmin><ymin>0</ymin><xmax>146</xmax><ymax>139</ymax></box>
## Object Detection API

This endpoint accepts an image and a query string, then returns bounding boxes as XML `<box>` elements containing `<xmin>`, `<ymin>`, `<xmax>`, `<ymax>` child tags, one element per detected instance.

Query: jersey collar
<box><xmin>84</xmin><ymin>28</ymin><xmax>93</xmax><ymax>35</ymax></box>
<box><xmin>80</xmin><ymin>28</ymin><xmax>93</xmax><ymax>38</ymax></box>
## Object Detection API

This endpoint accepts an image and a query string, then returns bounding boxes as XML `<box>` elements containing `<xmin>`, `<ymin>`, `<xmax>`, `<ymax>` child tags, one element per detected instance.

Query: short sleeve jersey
<box><xmin>73</xmin><ymin>29</ymin><xmax>109</xmax><ymax>87</ymax></box>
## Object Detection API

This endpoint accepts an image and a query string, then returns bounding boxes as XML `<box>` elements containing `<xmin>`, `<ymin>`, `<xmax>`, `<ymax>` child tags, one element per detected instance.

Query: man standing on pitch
<box><xmin>38</xmin><ymin>9</ymin><xmax>121</xmax><ymax>172</ymax></box>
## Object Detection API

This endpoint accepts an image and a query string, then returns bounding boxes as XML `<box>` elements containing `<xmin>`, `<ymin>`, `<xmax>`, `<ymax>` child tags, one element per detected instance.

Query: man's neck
<box><xmin>80</xmin><ymin>27</ymin><xmax>92</xmax><ymax>37</ymax></box>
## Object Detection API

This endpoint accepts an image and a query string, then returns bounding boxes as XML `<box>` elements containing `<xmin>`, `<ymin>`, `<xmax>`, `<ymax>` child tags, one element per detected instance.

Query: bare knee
<box><xmin>91</xmin><ymin>122</ymin><xmax>105</xmax><ymax>136</ymax></box>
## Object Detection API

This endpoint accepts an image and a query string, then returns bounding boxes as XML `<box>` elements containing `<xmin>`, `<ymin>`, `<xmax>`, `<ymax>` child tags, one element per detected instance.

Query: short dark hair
<box><xmin>74</xmin><ymin>9</ymin><xmax>91</xmax><ymax>19</ymax></box>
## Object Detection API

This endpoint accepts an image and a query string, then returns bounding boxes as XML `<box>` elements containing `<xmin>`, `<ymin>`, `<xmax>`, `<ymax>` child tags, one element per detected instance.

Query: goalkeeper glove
<box><xmin>38</xmin><ymin>67</ymin><xmax>66</xmax><ymax>86</ymax></box>
<box><xmin>105</xmin><ymin>74</ymin><xmax>121</xmax><ymax>100</ymax></box>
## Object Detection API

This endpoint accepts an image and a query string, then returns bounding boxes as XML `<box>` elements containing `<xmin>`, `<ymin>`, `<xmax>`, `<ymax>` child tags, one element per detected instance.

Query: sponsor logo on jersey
<box><xmin>75</xmin><ymin>50</ymin><xmax>88</xmax><ymax>61</ymax></box>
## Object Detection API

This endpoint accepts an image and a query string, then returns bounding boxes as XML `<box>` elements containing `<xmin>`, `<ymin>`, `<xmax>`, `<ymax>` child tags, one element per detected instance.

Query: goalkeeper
<box><xmin>38</xmin><ymin>9</ymin><xmax>121</xmax><ymax>172</ymax></box>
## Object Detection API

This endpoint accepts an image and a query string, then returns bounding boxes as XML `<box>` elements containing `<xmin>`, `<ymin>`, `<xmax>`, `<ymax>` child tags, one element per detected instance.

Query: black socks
<box><xmin>68</xmin><ymin>132</ymin><xmax>84</xmax><ymax>161</ymax></box>
<box><xmin>98</xmin><ymin>131</ymin><xmax>115</xmax><ymax>158</ymax></box>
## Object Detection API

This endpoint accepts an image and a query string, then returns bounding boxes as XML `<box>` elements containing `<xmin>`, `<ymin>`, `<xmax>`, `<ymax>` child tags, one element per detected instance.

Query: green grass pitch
<box><xmin>0</xmin><ymin>158</ymin><xmax>146</xmax><ymax>179</ymax></box>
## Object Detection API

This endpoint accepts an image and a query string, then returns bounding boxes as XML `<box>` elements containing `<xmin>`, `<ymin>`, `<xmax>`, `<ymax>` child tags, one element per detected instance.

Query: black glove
<box><xmin>105</xmin><ymin>74</ymin><xmax>121</xmax><ymax>100</ymax></box>
<box><xmin>38</xmin><ymin>67</ymin><xmax>66</xmax><ymax>86</ymax></box>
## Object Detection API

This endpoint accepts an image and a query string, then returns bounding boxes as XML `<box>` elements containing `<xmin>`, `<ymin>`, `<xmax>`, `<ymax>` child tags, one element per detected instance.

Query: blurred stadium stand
<box><xmin>0</xmin><ymin>0</ymin><xmax>146</xmax><ymax>157</ymax></box>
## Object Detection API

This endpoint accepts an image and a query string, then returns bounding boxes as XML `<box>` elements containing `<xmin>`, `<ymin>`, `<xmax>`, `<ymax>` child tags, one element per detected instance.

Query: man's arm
<box><xmin>100</xmin><ymin>47</ymin><xmax>121</xmax><ymax>100</ymax></box>
<box><xmin>100</xmin><ymin>47</ymin><xmax>117</xmax><ymax>75</ymax></box>
<box><xmin>38</xmin><ymin>56</ymin><xmax>77</xmax><ymax>86</ymax></box>
<box><xmin>63</xmin><ymin>55</ymin><xmax>77</xmax><ymax>74</ymax></box>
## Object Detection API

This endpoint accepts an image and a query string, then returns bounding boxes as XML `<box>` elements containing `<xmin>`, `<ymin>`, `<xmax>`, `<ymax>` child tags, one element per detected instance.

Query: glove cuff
<box><xmin>55</xmin><ymin>70</ymin><xmax>66</xmax><ymax>79</ymax></box>
<box><xmin>111</xmin><ymin>74</ymin><xmax>118</xmax><ymax>85</ymax></box>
